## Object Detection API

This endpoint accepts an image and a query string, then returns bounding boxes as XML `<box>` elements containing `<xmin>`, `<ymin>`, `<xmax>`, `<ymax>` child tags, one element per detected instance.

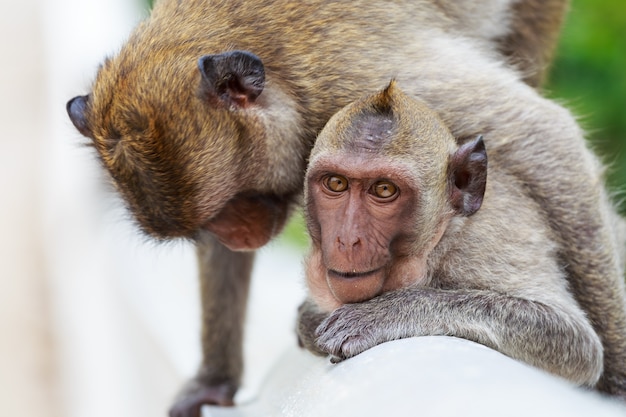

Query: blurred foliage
<box><xmin>277</xmin><ymin>209</ymin><xmax>310</xmax><ymax>250</ymax></box>
<box><xmin>546</xmin><ymin>0</ymin><xmax>626</xmax><ymax>211</ymax></box>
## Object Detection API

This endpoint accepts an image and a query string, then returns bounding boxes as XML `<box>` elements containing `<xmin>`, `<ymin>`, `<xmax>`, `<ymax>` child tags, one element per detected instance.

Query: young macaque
<box><xmin>298</xmin><ymin>82</ymin><xmax>622</xmax><ymax>394</ymax></box>
<box><xmin>65</xmin><ymin>0</ymin><xmax>621</xmax><ymax>415</ymax></box>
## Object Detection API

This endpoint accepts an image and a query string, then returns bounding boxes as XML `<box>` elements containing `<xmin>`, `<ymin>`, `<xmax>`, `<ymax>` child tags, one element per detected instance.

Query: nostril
<box><xmin>337</xmin><ymin>236</ymin><xmax>361</xmax><ymax>251</ymax></box>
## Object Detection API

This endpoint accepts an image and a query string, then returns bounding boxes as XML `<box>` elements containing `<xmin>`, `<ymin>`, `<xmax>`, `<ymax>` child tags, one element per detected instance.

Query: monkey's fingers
<box><xmin>315</xmin><ymin>305</ymin><xmax>380</xmax><ymax>360</ymax></box>
<box><xmin>330</xmin><ymin>355</ymin><xmax>345</xmax><ymax>364</ymax></box>
<box><xmin>314</xmin><ymin>309</ymin><xmax>343</xmax><ymax>338</ymax></box>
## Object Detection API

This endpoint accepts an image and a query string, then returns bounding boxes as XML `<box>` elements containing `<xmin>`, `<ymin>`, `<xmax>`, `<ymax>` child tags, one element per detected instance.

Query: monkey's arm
<box><xmin>169</xmin><ymin>235</ymin><xmax>253</xmax><ymax>417</ymax></box>
<box><xmin>297</xmin><ymin>298</ymin><xmax>331</xmax><ymax>356</ymax></box>
<box><xmin>313</xmin><ymin>287</ymin><xmax>603</xmax><ymax>387</ymax></box>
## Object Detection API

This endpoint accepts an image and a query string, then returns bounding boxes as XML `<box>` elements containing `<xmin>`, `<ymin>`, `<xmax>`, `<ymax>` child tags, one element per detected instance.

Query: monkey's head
<box><xmin>304</xmin><ymin>82</ymin><xmax>487</xmax><ymax>311</ymax></box>
<box><xmin>66</xmin><ymin>34</ymin><xmax>306</xmax><ymax>249</ymax></box>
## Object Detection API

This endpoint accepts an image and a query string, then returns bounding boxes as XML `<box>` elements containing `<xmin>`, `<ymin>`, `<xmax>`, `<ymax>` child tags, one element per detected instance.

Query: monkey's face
<box><xmin>305</xmin><ymin>152</ymin><xmax>431</xmax><ymax>310</ymax></box>
<box><xmin>303</xmin><ymin>82</ymin><xmax>487</xmax><ymax>311</ymax></box>
<box><xmin>67</xmin><ymin>48</ymin><xmax>303</xmax><ymax>249</ymax></box>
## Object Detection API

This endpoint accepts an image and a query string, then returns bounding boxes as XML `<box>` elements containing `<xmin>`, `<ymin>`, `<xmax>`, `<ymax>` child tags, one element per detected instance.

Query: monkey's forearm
<box><xmin>315</xmin><ymin>287</ymin><xmax>603</xmax><ymax>386</ymax></box>
<box><xmin>196</xmin><ymin>234</ymin><xmax>254</xmax><ymax>387</ymax></box>
<box><xmin>170</xmin><ymin>234</ymin><xmax>254</xmax><ymax>416</ymax></box>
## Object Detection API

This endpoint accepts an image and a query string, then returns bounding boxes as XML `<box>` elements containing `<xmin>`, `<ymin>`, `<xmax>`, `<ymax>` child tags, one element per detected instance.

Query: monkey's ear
<box><xmin>66</xmin><ymin>95</ymin><xmax>93</xmax><ymax>137</ymax></box>
<box><xmin>449</xmin><ymin>135</ymin><xmax>487</xmax><ymax>216</ymax></box>
<box><xmin>198</xmin><ymin>50</ymin><xmax>265</xmax><ymax>108</ymax></box>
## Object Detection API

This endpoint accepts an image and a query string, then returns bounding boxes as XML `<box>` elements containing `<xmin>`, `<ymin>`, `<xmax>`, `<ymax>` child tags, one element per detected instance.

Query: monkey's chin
<box><xmin>327</xmin><ymin>268</ymin><xmax>386</xmax><ymax>304</ymax></box>
<box><xmin>202</xmin><ymin>193</ymin><xmax>290</xmax><ymax>251</ymax></box>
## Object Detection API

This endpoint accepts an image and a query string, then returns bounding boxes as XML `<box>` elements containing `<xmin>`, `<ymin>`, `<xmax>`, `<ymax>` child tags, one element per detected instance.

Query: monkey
<box><xmin>297</xmin><ymin>81</ymin><xmax>607</xmax><ymax>390</ymax></box>
<box><xmin>63</xmin><ymin>0</ymin><xmax>597</xmax><ymax>415</ymax></box>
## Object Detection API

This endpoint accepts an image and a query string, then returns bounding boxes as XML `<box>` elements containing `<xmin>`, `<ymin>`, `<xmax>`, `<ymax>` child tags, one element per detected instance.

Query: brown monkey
<box><xmin>65</xmin><ymin>0</ymin><xmax>584</xmax><ymax>415</ymax></box>
<box><xmin>297</xmin><ymin>82</ymin><xmax>605</xmax><ymax>388</ymax></box>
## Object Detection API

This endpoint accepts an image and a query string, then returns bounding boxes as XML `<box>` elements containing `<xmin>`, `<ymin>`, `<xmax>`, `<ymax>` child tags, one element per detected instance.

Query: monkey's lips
<box><xmin>328</xmin><ymin>269</ymin><xmax>381</xmax><ymax>279</ymax></box>
<box><xmin>326</xmin><ymin>267</ymin><xmax>386</xmax><ymax>304</ymax></box>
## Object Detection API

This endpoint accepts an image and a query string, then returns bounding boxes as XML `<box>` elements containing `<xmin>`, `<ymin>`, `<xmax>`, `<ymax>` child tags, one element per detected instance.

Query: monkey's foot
<box><xmin>169</xmin><ymin>379</ymin><xmax>236</xmax><ymax>417</ymax></box>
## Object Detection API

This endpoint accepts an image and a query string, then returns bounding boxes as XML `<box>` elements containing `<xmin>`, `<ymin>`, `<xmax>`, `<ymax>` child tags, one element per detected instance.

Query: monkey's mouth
<box><xmin>328</xmin><ymin>268</ymin><xmax>383</xmax><ymax>279</ymax></box>
<box><xmin>326</xmin><ymin>267</ymin><xmax>386</xmax><ymax>304</ymax></box>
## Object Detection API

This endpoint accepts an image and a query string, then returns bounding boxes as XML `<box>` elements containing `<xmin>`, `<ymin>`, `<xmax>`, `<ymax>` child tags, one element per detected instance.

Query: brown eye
<box><xmin>371</xmin><ymin>180</ymin><xmax>398</xmax><ymax>199</ymax></box>
<box><xmin>323</xmin><ymin>175</ymin><xmax>348</xmax><ymax>192</ymax></box>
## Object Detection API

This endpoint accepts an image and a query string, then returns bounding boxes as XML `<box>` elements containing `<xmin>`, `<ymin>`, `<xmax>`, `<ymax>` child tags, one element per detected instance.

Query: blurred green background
<box><xmin>144</xmin><ymin>0</ymin><xmax>626</xmax><ymax>247</ymax></box>
<box><xmin>546</xmin><ymin>0</ymin><xmax>626</xmax><ymax>212</ymax></box>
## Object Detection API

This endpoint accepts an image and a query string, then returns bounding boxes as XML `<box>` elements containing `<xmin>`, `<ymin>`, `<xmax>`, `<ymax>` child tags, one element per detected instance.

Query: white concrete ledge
<box><xmin>206</xmin><ymin>336</ymin><xmax>626</xmax><ymax>417</ymax></box>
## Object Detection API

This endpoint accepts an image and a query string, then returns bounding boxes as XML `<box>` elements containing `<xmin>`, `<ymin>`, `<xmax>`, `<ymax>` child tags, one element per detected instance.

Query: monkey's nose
<box><xmin>336</xmin><ymin>236</ymin><xmax>361</xmax><ymax>252</ymax></box>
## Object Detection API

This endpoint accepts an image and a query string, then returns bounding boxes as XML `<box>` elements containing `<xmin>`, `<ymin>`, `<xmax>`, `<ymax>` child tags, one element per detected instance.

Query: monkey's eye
<box><xmin>323</xmin><ymin>175</ymin><xmax>349</xmax><ymax>193</ymax></box>
<box><xmin>370</xmin><ymin>180</ymin><xmax>398</xmax><ymax>199</ymax></box>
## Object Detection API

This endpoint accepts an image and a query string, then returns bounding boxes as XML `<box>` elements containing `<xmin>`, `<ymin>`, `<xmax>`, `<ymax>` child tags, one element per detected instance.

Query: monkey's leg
<box><xmin>314</xmin><ymin>287</ymin><xmax>603</xmax><ymax>387</ymax></box>
<box><xmin>497</xmin><ymin>0</ymin><xmax>570</xmax><ymax>87</ymax></box>
<box><xmin>490</xmin><ymin>107</ymin><xmax>626</xmax><ymax>398</ymax></box>
<box><xmin>536</xmin><ymin>156</ymin><xmax>626</xmax><ymax>398</ymax></box>
<box><xmin>556</xmin><ymin>191</ymin><xmax>626</xmax><ymax>398</ymax></box>
<box><xmin>169</xmin><ymin>234</ymin><xmax>254</xmax><ymax>417</ymax></box>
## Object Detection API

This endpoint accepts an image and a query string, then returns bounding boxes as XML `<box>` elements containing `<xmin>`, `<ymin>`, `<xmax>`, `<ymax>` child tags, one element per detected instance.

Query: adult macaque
<box><xmin>298</xmin><ymin>82</ymin><xmax>605</xmax><ymax>389</ymax></box>
<box><xmin>64</xmin><ymin>0</ymin><xmax>622</xmax><ymax>415</ymax></box>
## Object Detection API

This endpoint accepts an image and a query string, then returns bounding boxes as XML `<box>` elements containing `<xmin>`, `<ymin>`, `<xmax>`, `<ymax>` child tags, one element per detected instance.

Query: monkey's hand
<box><xmin>169</xmin><ymin>375</ymin><xmax>236</xmax><ymax>417</ymax></box>
<box><xmin>315</xmin><ymin>298</ymin><xmax>401</xmax><ymax>363</ymax></box>
<box><xmin>296</xmin><ymin>298</ymin><xmax>331</xmax><ymax>356</ymax></box>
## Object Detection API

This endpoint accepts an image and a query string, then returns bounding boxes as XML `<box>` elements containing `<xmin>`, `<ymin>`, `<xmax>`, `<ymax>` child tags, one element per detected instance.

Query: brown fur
<box><xmin>65</xmin><ymin>1</ymin><xmax>581</xmax><ymax>415</ymax></box>
<box><xmin>298</xmin><ymin>82</ymin><xmax>605</xmax><ymax>387</ymax></box>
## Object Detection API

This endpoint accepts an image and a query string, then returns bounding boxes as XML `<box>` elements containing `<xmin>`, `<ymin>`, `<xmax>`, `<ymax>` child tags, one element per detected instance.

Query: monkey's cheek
<box><xmin>326</xmin><ymin>270</ymin><xmax>386</xmax><ymax>304</ymax></box>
